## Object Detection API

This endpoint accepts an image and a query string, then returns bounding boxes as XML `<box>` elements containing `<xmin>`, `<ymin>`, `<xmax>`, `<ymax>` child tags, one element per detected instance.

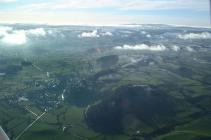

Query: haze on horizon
<box><xmin>0</xmin><ymin>0</ymin><xmax>210</xmax><ymax>27</ymax></box>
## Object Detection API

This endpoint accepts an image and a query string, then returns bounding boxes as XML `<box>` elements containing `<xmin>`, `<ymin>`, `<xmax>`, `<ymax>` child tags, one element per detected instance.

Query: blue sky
<box><xmin>0</xmin><ymin>0</ymin><xmax>210</xmax><ymax>27</ymax></box>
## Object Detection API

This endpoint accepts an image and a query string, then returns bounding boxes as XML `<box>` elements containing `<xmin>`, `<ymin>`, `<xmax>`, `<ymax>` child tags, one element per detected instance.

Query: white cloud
<box><xmin>0</xmin><ymin>26</ymin><xmax>13</xmax><ymax>37</ymax></box>
<box><xmin>1</xmin><ymin>30</ymin><xmax>27</xmax><ymax>45</ymax></box>
<box><xmin>146</xmin><ymin>34</ymin><xmax>151</xmax><ymax>38</ymax></box>
<box><xmin>114</xmin><ymin>44</ymin><xmax>166</xmax><ymax>51</ymax></box>
<box><xmin>78</xmin><ymin>30</ymin><xmax>113</xmax><ymax>38</ymax></box>
<box><xmin>0</xmin><ymin>26</ymin><xmax>12</xmax><ymax>31</ymax></box>
<box><xmin>172</xmin><ymin>45</ymin><xmax>180</xmax><ymax>51</ymax></box>
<box><xmin>186</xmin><ymin>46</ymin><xmax>194</xmax><ymax>52</ymax></box>
<box><xmin>0</xmin><ymin>26</ymin><xmax>47</xmax><ymax>45</ymax></box>
<box><xmin>47</xmin><ymin>30</ymin><xmax>53</xmax><ymax>35</ymax></box>
<box><xmin>178</xmin><ymin>32</ymin><xmax>211</xmax><ymax>40</ymax></box>
<box><xmin>141</xmin><ymin>31</ymin><xmax>147</xmax><ymax>34</ymax></box>
<box><xmin>26</xmin><ymin>28</ymin><xmax>46</xmax><ymax>36</ymax></box>
<box><xmin>78</xmin><ymin>30</ymin><xmax>100</xmax><ymax>38</ymax></box>
<box><xmin>101</xmin><ymin>31</ymin><xmax>113</xmax><ymax>36</ymax></box>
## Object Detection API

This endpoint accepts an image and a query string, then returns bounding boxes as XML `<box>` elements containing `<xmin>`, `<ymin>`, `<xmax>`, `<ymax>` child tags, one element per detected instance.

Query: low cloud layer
<box><xmin>0</xmin><ymin>26</ymin><xmax>47</xmax><ymax>45</ymax></box>
<box><xmin>178</xmin><ymin>32</ymin><xmax>211</xmax><ymax>40</ymax></box>
<box><xmin>114</xmin><ymin>44</ymin><xmax>166</xmax><ymax>51</ymax></box>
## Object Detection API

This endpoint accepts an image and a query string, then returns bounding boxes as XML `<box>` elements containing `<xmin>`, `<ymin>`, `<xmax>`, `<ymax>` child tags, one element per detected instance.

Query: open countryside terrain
<box><xmin>0</xmin><ymin>24</ymin><xmax>211</xmax><ymax>140</ymax></box>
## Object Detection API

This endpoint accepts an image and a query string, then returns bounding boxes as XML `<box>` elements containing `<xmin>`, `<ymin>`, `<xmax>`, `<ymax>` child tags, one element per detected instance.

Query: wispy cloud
<box><xmin>0</xmin><ymin>0</ymin><xmax>17</xmax><ymax>3</ymax></box>
<box><xmin>0</xmin><ymin>0</ymin><xmax>209</xmax><ymax>26</ymax></box>
<box><xmin>120</xmin><ymin>0</ymin><xmax>207</xmax><ymax>11</ymax></box>
<box><xmin>20</xmin><ymin>0</ymin><xmax>119</xmax><ymax>10</ymax></box>
<box><xmin>20</xmin><ymin>0</ymin><xmax>208</xmax><ymax>11</ymax></box>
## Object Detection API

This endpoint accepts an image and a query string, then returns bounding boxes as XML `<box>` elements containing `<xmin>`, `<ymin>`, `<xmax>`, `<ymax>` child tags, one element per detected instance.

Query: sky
<box><xmin>0</xmin><ymin>0</ymin><xmax>210</xmax><ymax>27</ymax></box>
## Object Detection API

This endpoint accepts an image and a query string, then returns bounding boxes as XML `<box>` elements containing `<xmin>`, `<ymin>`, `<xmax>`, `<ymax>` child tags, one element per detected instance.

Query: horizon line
<box><xmin>0</xmin><ymin>22</ymin><xmax>210</xmax><ymax>29</ymax></box>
